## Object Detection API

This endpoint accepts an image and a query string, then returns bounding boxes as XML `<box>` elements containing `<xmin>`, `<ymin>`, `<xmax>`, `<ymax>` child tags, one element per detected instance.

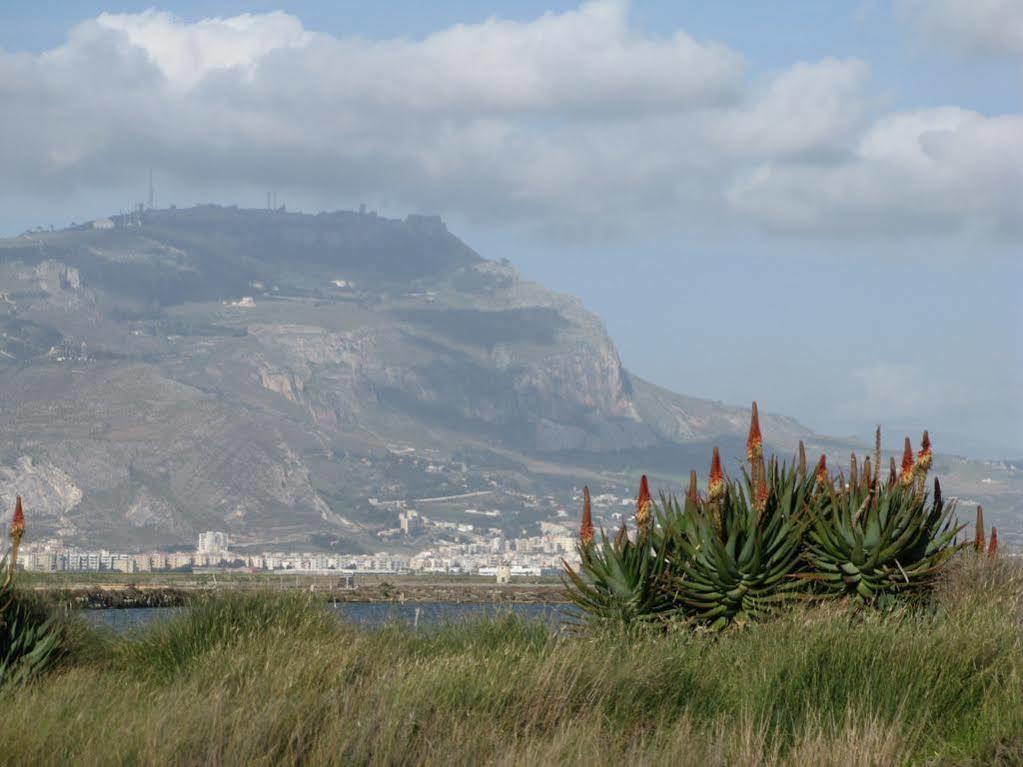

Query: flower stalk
<box><xmin>580</xmin><ymin>486</ymin><xmax>594</xmax><ymax>548</ymax></box>
<box><xmin>975</xmin><ymin>506</ymin><xmax>986</xmax><ymax>553</ymax></box>
<box><xmin>899</xmin><ymin>437</ymin><xmax>915</xmax><ymax>487</ymax></box>
<box><xmin>635</xmin><ymin>475</ymin><xmax>652</xmax><ymax>535</ymax></box>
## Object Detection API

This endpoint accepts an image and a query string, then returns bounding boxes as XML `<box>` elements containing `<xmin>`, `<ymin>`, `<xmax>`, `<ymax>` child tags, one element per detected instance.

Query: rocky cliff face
<box><xmin>2</xmin><ymin>204</ymin><xmax>950</xmax><ymax>550</ymax></box>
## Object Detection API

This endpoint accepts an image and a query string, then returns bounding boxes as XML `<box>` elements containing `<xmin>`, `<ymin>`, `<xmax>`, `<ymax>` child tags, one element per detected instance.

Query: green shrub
<box><xmin>116</xmin><ymin>590</ymin><xmax>339</xmax><ymax>682</ymax></box>
<box><xmin>564</xmin><ymin>405</ymin><xmax>969</xmax><ymax>630</ymax></box>
<box><xmin>562</xmin><ymin>481</ymin><xmax>676</xmax><ymax>629</ymax></box>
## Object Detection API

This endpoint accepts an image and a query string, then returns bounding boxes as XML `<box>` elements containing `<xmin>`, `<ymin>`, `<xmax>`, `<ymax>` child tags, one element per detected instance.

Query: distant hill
<box><xmin>1</xmin><ymin>206</ymin><xmax>1018</xmax><ymax>550</ymax></box>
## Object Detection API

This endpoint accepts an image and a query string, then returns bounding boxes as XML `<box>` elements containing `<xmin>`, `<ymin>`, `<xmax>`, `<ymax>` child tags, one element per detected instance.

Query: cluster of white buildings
<box><xmin>17</xmin><ymin>526</ymin><xmax>583</xmax><ymax>577</ymax></box>
<box><xmin>19</xmin><ymin>531</ymin><xmax>233</xmax><ymax>574</ymax></box>
<box><xmin>19</xmin><ymin>546</ymin><xmax>219</xmax><ymax>574</ymax></box>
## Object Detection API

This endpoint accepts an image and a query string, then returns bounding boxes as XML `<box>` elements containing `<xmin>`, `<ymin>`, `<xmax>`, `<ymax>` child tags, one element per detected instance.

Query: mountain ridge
<box><xmin>1</xmin><ymin>205</ymin><xmax>1018</xmax><ymax>550</ymax></box>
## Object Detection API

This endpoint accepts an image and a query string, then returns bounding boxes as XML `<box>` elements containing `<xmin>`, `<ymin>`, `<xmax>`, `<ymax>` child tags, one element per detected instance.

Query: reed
<box><xmin>0</xmin><ymin>559</ymin><xmax>1019</xmax><ymax>766</ymax></box>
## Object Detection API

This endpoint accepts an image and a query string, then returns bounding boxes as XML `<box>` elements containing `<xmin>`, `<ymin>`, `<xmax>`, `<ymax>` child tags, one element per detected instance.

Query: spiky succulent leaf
<box><xmin>562</xmin><ymin>528</ymin><xmax>675</xmax><ymax>628</ymax></box>
<box><xmin>804</xmin><ymin>478</ymin><xmax>964</xmax><ymax>602</ymax></box>
<box><xmin>657</xmin><ymin>459</ymin><xmax>812</xmax><ymax>629</ymax></box>
<box><xmin>0</xmin><ymin>552</ymin><xmax>62</xmax><ymax>686</ymax></box>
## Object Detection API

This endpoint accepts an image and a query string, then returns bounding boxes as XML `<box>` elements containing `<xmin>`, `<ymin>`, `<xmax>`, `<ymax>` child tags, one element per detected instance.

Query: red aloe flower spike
<box><xmin>849</xmin><ymin>453</ymin><xmax>859</xmax><ymax>491</ymax></box>
<box><xmin>797</xmin><ymin>441</ymin><xmax>807</xmax><ymax>478</ymax></box>
<box><xmin>635</xmin><ymin>475</ymin><xmax>652</xmax><ymax>532</ymax></box>
<box><xmin>988</xmin><ymin>527</ymin><xmax>999</xmax><ymax>558</ymax></box>
<box><xmin>686</xmin><ymin>470</ymin><xmax>700</xmax><ymax>506</ymax></box>
<box><xmin>899</xmin><ymin>437</ymin><xmax>915</xmax><ymax>486</ymax></box>
<box><xmin>888</xmin><ymin>457</ymin><xmax>898</xmax><ymax>487</ymax></box>
<box><xmin>975</xmin><ymin>506</ymin><xmax>986</xmax><ymax>553</ymax></box>
<box><xmin>916</xmin><ymin>430</ymin><xmax>933</xmax><ymax>474</ymax></box>
<box><xmin>861</xmin><ymin>457</ymin><xmax>872</xmax><ymax>491</ymax></box>
<box><xmin>815</xmin><ymin>454</ymin><xmax>828</xmax><ymax>485</ymax></box>
<box><xmin>580</xmin><ymin>486</ymin><xmax>594</xmax><ymax>547</ymax></box>
<box><xmin>708</xmin><ymin>448</ymin><xmax>726</xmax><ymax>502</ymax></box>
<box><xmin>6</xmin><ymin>495</ymin><xmax>25</xmax><ymax>582</ymax></box>
<box><xmin>10</xmin><ymin>496</ymin><xmax>24</xmax><ymax>543</ymax></box>
<box><xmin>747</xmin><ymin>401</ymin><xmax>763</xmax><ymax>464</ymax></box>
<box><xmin>755</xmin><ymin>477</ymin><xmax>770</xmax><ymax>513</ymax></box>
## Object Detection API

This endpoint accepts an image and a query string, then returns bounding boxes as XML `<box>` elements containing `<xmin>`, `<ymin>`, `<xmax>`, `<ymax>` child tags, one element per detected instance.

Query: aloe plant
<box><xmin>562</xmin><ymin>479</ymin><xmax>675</xmax><ymax>628</ymax></box>
<box><xmin>659</xmin><ymin>457</ymin><xmax>812</xmax><ymax>630</ymax></box>
<box><xmin>651</xmin><ymin>404</ymin><xmax>813</xmax><ymax>629</ymax></box>
<box><xmin>803</xmin><ymin>433</ymin><xmax>964</xmax><ymax>603</ymax></box>
<box><xmin>564</xmin><ymin>411</ymin><xmax>967</xmax><ymax>631</ymax></box>
<box><xmin>1</xmin><ymin>497</ymin><xmax>61</xmax><ymax>686</ymax></box>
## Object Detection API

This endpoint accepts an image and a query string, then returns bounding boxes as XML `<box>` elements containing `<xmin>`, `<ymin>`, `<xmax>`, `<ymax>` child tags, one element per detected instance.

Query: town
<box><xmin>13</xmin><ymin>485</ymin><xmax>648</xmax><ymax>577</ymax></box>
<box><xmin>16</xmin><ymin>524</ymin><xmax>589</xmax><ymax>578</ymax></box>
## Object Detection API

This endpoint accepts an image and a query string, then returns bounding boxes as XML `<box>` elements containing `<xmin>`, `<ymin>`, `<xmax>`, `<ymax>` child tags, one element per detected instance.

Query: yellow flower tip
<box><xmin>815</xmin><ymin>454</ymin><xmax>828</xmax><ymax>484</ymax></box>
<box><xmin>899</xmin><ymin>437</ymin><xmax>915</xmax><ymax>485</ymax></box>
<box><xmin>915</xmin><ymin>430</ymin><xmax>933</xmax><ymax>474</ymax></box>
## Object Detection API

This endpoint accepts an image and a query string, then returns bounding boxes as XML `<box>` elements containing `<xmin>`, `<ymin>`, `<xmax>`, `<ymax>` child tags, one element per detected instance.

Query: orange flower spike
<box><xmin>686</xmin><ymin>470</ymin><xmax>700</xmax><ymax>506</ymax></box>
<box><xmin>899</xmin><ymin>437</ymin><xmax>915</xmax><ymax>486</ymax></box>
<box><xmin>815</xmin><ymin>454</ymin><xmax>829</xmax><ymax>485</ymax></box>
<box><xmin>635</xmin><ymin>474</ymin><xmax>652</xmax><ymax>532</ymax></box>
<box><xmin>755</xmin><ymin>478</ymin><xmax>770</xmax><ymax>512</ymax></box>
<box><xmin>746</xmin><ymin>401</ymin><xmax>763</xmax><ymax>464</ymax></box>
<box><xmin>916</xmin><ymin>430</ymin><xmax>933</xmax><ymax>475</ymax></box>
<box><xmin>975</xmin><ymin>506</ymin><xmax>986</xmax><ymax>553</ymax></box>
<box><xmin>10</xmin><ymin>495</ymin><xmax>24</xmax><ymax>543</ymax></box>
<box><xmin>580</xmin><ymin>486</ymin><xmax>594</xmax><ymax>547</ymax></box>
<box><xmin>988</xmin><ymin>527</ymin><xmax>999</xmax><ymax>558</ymax></box>
<box><xmin>708</xmin><ymin>448</ymin><xmax>726</xmax><ymax>502</ymax></box>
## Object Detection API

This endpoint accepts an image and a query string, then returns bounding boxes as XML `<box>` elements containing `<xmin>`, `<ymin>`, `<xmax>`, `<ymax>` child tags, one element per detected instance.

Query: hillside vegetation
<box><xmin>0</xmin><ymin>557</ymin><xmax>1020</xmax><ymax>767</ymax></box>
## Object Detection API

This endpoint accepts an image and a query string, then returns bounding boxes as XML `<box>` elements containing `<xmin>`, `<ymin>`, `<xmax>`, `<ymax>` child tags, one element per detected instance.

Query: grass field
<box><xmin>2</xmin><ymin>557</ymin><xmax>1021</xmax><ymax>766</ymax></box>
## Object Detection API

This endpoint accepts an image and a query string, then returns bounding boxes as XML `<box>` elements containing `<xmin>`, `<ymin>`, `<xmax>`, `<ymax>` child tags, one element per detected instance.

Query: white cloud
<box><xmin>92</xmin><ymin>11</ymin><xmax>313</xmax><ymax>91</ymax></box>
<box><xmin>0</xmin><ymin>1</ymin><xmax>1020</xmax><ymax>241</ymax></box>
<box><xmin>846</xmin><ymin>364</ymin><xmax>970</xmax><ymax>419</ymax></box>
<box><xmin>727</xmin><ymin>108</ymin><xmax>1023</xmax><ymax>235</ymax></box>
<box><xmin>898</xmin><ymin>0</ymin><xmax>1023</xmax><ymax>57</ymax></box>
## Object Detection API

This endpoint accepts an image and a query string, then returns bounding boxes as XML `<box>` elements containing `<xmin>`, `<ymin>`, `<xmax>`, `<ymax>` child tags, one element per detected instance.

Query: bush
<box><xmin>565</xmin><ymin>407</ymin><xmax>967</xmax><ymax>630</ymax></box>
<box><xmin>115</xmin><ymin>590</ymin><xmax>340</xmax><ymax>682</ymax></box>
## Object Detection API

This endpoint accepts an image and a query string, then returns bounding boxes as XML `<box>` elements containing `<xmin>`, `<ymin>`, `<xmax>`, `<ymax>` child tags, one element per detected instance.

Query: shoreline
<box><xmin>33</xmin><ymin>581</ymin><xmax>570</xmax><ymax>609</ymax></box>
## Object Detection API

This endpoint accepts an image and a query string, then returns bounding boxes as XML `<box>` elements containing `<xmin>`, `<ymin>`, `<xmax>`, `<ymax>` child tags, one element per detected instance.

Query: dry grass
<box><xmin>1</xmin><ymin>558</ymin><xmax>1021</xmax><ymax>766</ymax></box>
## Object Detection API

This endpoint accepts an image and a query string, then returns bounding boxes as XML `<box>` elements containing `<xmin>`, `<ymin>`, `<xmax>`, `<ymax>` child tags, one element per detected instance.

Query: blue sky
<box><xmin>1</xmin><ymin>1</ymin><xmax>1020</xmax><ymax>456</ymax></box>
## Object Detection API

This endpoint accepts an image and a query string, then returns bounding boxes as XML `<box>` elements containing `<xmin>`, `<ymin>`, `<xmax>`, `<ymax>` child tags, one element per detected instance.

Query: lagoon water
<box><xmin>83</xmin><ymin>601</ymin><xmax>571</xmax><ymax>633</ymax></box>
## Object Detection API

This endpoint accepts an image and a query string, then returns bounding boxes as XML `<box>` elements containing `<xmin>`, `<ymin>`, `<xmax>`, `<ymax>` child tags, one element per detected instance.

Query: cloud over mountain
<box><xmin>1</xmin><ymin>0</ymin><xmax>1019</xmax><ymax>240</ymax></box>
<box><xmin>899</xmin><ymin>0</ymin><xmax>1023</xmax><ymax>58</ymax></box>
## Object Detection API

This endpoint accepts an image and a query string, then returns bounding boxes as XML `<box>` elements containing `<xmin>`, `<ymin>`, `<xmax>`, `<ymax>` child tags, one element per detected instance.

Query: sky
<box><xmin>0</xmin><ymin>0</ymin><xmax>1020</xmax><ymax>457</ymax></box>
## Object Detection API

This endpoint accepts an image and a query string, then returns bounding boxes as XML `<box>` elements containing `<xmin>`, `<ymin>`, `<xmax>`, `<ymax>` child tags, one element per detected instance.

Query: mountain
<box><xmin>1</xmin><ymin>206</ymin><xmax>1018</xmax><ymax>550</ymax></box>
